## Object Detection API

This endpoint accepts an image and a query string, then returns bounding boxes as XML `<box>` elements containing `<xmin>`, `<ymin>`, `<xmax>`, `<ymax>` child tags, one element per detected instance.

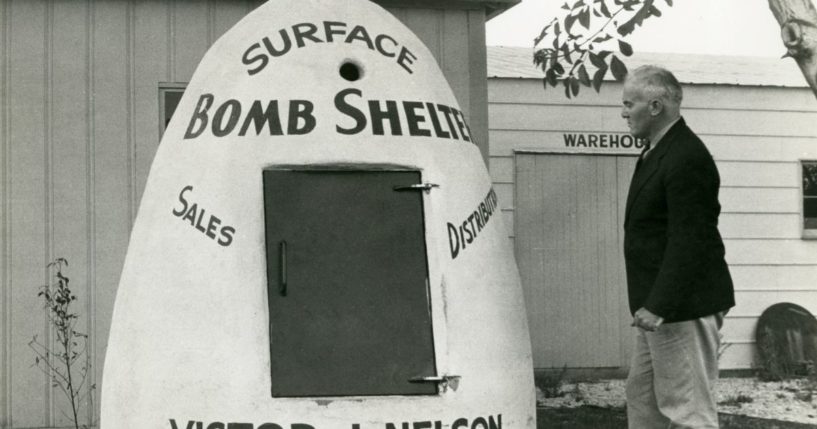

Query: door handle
<box><xmin>409</xmin><ymin>374</ymin><xmax>461</xmax><ymax>392</ymax></box>
<box><xmin>279</xmin><ymin>241</ymin><xmax>287</xmax><ymax>296</ymax></box>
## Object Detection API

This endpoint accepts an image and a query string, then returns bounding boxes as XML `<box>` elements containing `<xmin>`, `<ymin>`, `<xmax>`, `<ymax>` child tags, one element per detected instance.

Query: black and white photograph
<box><xmin>1</xmin><ymin>1</ymin><xmax>816</xmax><ymax>428</ymax></box>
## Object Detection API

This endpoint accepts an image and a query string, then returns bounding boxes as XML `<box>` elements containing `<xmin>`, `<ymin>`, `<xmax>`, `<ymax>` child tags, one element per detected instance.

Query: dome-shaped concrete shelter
<box><xmin>100</xmin><ymin>1</ymin><xmax>534</xmax><ymax>428</ymax></box>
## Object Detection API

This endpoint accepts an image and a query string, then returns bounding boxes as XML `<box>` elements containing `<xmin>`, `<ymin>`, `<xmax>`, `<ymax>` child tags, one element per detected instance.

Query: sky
<box><xmin>486</xmin><ymin>0</ymin><xmax>785</xmax><ymax>58</ymax></box>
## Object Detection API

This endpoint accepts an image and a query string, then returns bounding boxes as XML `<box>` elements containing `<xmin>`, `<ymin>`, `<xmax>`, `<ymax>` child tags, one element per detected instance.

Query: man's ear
<box><xmin>648</xmin><ymin>99</ymin><xmax>664</xmax><ymax>117</ymax></box>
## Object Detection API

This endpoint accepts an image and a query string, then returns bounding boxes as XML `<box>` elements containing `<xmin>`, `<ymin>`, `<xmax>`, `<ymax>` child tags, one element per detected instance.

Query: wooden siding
<box><xmin>515</xmin><ymin>154</ymin><xmax>635</xmax><ymax>368</ymax></box>
<box><xmin>488</xmin><ymin>77</ymin><xmax>817</xmax><ymax>371</ymax></box>
<box><xmin>0</xmin><ymin>1</ymin><xmax>492</xmax><ymax>428</ymax></box>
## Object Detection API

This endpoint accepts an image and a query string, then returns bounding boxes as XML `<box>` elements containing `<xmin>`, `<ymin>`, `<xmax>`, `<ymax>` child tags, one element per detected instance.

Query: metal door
<box><xmin>263</xmin><ymin>169</ymin><xmax>437</xmax><ymax>397</ymax></box>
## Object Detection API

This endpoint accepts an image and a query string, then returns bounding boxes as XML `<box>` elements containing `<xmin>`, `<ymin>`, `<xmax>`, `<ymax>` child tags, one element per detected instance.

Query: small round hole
<box><xmin>340</xmin><ymin>62</ymin><xmax>362</xmax><ymax>81</ymax></box>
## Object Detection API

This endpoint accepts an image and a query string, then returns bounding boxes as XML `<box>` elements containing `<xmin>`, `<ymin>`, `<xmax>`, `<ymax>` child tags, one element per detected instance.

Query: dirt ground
<box><xmin>536</xmin><ymin>406</ymin><xmax>817</xmax><ymax>429</ymax></box>
<box><xmin>536</xmin><ymin>377</ymin><xmax>817</xmax><ymax>428</ymax></box>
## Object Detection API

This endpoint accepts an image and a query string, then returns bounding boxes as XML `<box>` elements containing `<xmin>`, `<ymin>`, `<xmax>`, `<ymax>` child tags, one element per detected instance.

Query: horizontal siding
<box><xmin>730</xmin><ymin>265</ymin><xmax>817</xmax><ymax>290</ymax></box>
<box><xmin>488</xmin><ymin>78</ymin><xmax>817</xmax><ymax>112</ymax></box>
<box><xmin>490</xmin><ymin>103</ymin><xmax>817</xmax><ymax>137</ymax></box>
<box><xmin>731</xmin><ymin>290</ymin><xmax>817</xmax><ymax>317</ymax></box>
<box><xmin>719</xmin><ymin>213</ymin><xmax>802</xmax><ymax>239</ymax></box>
<box><xmin>719</xmin><ymin>343</ymin><xmax>757</xmax><ymax>370</ymax></box>
<box><xmin>718</xmin><ymin>161</ymin><xmax>798</xmax><ymax>188</ymax></box>
<box><xmin>720</xmin><ymin>187</ymin><xmax>799</xmax><ymax>213</ymax></box>
<box><xmin>489</xmin><ymin>130</ymin><xmax>817</xmax><ymax>160</ymax></box>
<box><xmin>725</xmin><ymin>239</ymin><xmax>817</xmax><ymax>265</ymax></box>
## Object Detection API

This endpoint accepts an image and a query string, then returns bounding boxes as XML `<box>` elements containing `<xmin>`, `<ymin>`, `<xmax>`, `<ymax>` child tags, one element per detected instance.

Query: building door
<box><xmin>262</xmin><ymin>169</ymin><xmax>437</xmax><ymax>397</ymax></box>
<box><xmin>515</xmin><ymin>153</ymin><xmax>637</xmax><ymax>369</ymax></box>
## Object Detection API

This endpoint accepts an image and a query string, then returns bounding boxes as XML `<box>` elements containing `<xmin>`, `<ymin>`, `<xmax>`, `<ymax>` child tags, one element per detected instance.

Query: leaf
<box><xmin>570</xmin><ymin>77</ymin><xmax>580</xmax><ymax>96</ymax></box>
<box><xmin>565</xmin><ymin>14</ymin><xmax>577</xmax><ymax>34</ymax></box>
<box><xmin>562</xmin><ymin>2</ymin><xmax>570</xmax><ymax>10</ymax></box>
<box><xmin>563</xmin><ymin>78</ymin><xmax>572</xmax><ymax>99</ymax></box>
<box><xmin>618</xmin><ymin>40</ymin><xmax>633</xmax><ymax>56</ymax></box>
<box><xmin>649</xmin><ymin>5</ymin><xmax>662</xmax><ymax>17</ymax></box>
<box><xmin>610</xmin><ymin>55</ymin><xmax>628</xmax><ymax>81</ymax></box>
<box><xmin>579</xmin><ymin>8</ymin><xmax>591</xmax><ymax>30</ymax></box>
<box><xmin>546</xmin><ymin>68</ymin><xmax>559</xmax><ymax>87</ymax></box>
<box><xmin>664</xmin><ymin>0</ymin><xmax>672</xmax><ymax>6</ymax></box>
<box><xmin>577</xmin><ymin>65</ymin><xmax>591</xmax><ymax>86</ymax></box>
<box><xmin>589</xmin><ymin>51</ymin><xmax>606</xmax><ymax>69</ymax></box>
<box><xmin>552</xmin><ymin>62</ymin><xmax>565</xmax><ymax>75</ymax></box>
<box><xmin>600</xmin><ymin>1</ymin><xmax>612</xmax><ymax>18</ymax></box>
<box><xmin>617</xmin><ymin>0</ymin><xmax>654</xmax><ymax>36</ymax></box>
<box><xmin>561</xmin><ymin>44</ymin><xmax>573</xmax><ymax>64</ymax></box>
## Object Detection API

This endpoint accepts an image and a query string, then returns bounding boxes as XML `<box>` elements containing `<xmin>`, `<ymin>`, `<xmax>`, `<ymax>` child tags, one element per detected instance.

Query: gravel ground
<box><xmin>537</xmin><ymin>377</ymin><xmax>817</xmax><ymax>425</ymax></box>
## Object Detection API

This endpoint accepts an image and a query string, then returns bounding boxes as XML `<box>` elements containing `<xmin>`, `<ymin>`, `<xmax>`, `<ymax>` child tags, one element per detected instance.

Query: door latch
<box><xmin>409</xmin><ymin>374</ymin><xmax>461</xmax><ymax>392</ymax></box>
<box><xmin>393</xmin><ymin>183</ymin><xmax>440</xmax><ymax>194</ymax></box>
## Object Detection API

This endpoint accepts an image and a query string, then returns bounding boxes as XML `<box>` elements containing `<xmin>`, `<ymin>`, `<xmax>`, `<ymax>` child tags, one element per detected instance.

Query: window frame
<box><xmin>801</xmin><ymin>159</ymin><xmax>817</xmax><ymax>240</ymax></box>
<box><xmin>158</xmin><ymin>82</ymin><xmax>188</xmax><ymax>138</ymax></box>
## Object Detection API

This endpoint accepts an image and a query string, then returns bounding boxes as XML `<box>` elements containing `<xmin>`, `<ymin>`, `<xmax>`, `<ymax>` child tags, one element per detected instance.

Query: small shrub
<box><xmin>537</xmin><ymin>365</ymin><xmax>569</xmax><ymax>398</ymax></box>
<box><xmin>29</xmin><ymin>258</ymin><xmax>95</xmax><ymax>429</ymax></box>
<box><xmin>718</xmin><ymin>394</ymin><xmax>754</xmax><ymax>407</ymax></box>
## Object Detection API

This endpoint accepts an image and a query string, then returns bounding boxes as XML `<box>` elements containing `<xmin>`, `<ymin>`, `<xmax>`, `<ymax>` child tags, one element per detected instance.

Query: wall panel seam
<box><xmin>169</xmin><ymin>0</ymin><xmax>175</xmax><ymax>82</ymax></box>
<box><xmin>128</xmin><ymin>1</ymin><xmax>136</xmax><ymax>227</ymax></box>
<box><xmin>85</xmin><ymin>1</ymin><xmax>98</xmax><ymax>424</ymax></box>
<box><xmin>207</xmin><ymin>0</ymin><xmax>216</xmax><ymax>48</ymax></box>
<box><xmin>1</xmin><ymin>0</ymin><xmax>11</xmax><ymax>425</ymax></box>
<box><xmin>45</xmin><ymin>0</ymin><xmax>55</xmax><ymax>424</ymax></box>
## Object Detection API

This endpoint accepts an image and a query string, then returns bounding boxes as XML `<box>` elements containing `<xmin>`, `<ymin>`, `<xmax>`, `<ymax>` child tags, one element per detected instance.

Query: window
<box><xmin>159</xmin><ymin>83</ymin><xmax>187</xmax><ymax>137</ymax></box>
<box><xmin>803</xmin><ymin>161</ymin><xmax>817</xmax><ymax>238</ymax></box>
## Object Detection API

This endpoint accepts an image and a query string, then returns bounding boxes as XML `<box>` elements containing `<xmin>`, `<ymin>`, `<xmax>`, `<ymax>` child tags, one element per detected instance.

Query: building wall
<box><xmin>488</xmin><ymin>77</ymin><xmax>817</xmax><ymax>373</ymax></box>
<box><xmin>0</xmin><ymin>1</ymin><xmax>494</xmax><ymax>427</ymax></box>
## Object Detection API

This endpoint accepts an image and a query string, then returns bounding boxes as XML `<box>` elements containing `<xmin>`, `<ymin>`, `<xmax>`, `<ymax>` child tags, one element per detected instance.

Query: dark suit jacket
<box><xmin>624</xmin><ymin>117</ymin><xmax>735</xmax><ymax>323</ymax></box>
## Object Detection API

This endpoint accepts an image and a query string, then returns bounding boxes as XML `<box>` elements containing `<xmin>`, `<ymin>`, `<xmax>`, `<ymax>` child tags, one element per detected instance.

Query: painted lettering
<box><xmin>404</xmin><ymin>101</ymin><xmax>431</xmax><ymax>137</ymax></box>
<box><xmin>170</xmin><ymin>421</ymin><xmax>313</xmax><ymax>429</ymax></box>
<box><xmin>335</xmin><ymin>88</ymin><xmax>367</xmax><ymax>135</ymax></box>
<box><xmin>447</xmin><ymin>222</ymin><xmax>460</xmax><ymax>259</ymax></box>
<box><xmin>183</xmin><ymin>95</ymin><xmax>315</xmax><ymax>140</ymax></box>
<box><xmin>172</xmin><ymin>186</ymin><xmax>236</xmax><ymax>247</ymax></box>
<box><xmin>397</xmin><ymin>46</ymin><xmax>417</xmax><ymax>74</ymax></box>
<box><xmin>447</xmin><ymin>188</ymin><xmax>499</xmax><ymax>260</ymax></box>
<box><xmin>242</xmin><ymin>43</ymin><xmax>269</xmax><ymax>76</ymax></box>
<box><xmin>172</xmin><ymin>185</ymin><xmax>193</xmax><ymax>216</ymax></box>
<box><xmin>184</xmin><ymin>93</ymin><xmax>215</xmax><ymax>139</ymax></box>
<box><xmin>292</xmin><ymin>22</ymin><xmax>322</xmax><ymax>48</ymax></box>
<box><xmin>287</xmin><ymin>100</ymin><xmax>316</xmax><ymax>135</ymax></box>
<box><xmin>562</xmin><ymin>133</ymin><xmax>647</xmax><ymax>150</ymax></box>
<box><xmin>333</xmin><ymin>89</ymin><xmax>472</xmax><ymax>142</ymax></box>
<box><xmin>369</xmin><ymin>99</ymin><xmax>402</xmax><ymax>136</ymax></box>
<box><xmin>238</xmin><ymin>100</ymin><xmax>284</xmax><ymax>136</ymax></box>
<box><xmin>379</xmin><ymin>415</ymin><xmax>501</xmax><ymax>429</ymax></box>
<box><xmin>242</xmin><ymin>21</ymin><xmax>416</xmax><ymax>75</ymax></box>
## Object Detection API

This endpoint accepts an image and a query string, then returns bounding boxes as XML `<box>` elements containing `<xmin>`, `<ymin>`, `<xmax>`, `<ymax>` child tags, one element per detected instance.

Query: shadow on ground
<box><xmin>537</xmin><ymin>406</ymin><xmax>815</xmax><ymax>428</ymax></box>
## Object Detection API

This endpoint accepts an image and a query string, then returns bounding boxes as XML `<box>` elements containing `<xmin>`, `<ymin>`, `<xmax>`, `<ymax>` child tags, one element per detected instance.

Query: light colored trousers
<box><xmin>626</xmin><ymin>314</ymin><xmax>723</xmax><ymax>429</ymax></box>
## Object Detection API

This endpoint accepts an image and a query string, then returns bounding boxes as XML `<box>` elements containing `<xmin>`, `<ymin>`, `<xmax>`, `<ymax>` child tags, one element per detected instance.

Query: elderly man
<box><xmin>621</xmin><ymin>65</ymin><xmax>735</xmax><ymax>428</ymax></box>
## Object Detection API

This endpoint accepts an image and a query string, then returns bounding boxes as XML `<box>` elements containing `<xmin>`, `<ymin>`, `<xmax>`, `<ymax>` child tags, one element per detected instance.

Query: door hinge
<box><xmin>409</xmin><ymin>374</ymin><xmax>461</xmax><ymax>392</ymax></box>
<box><xmin>393</xmin><ymin>183</ymin><xmax>440</xmax><ymax>194</ymax></box>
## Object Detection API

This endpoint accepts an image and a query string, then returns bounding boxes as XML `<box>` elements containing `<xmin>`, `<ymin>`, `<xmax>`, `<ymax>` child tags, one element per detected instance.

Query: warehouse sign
<box><xmin>556</xmin><ymin>132</ymin><xmax>646</xmax><ymax>154</ymax></box>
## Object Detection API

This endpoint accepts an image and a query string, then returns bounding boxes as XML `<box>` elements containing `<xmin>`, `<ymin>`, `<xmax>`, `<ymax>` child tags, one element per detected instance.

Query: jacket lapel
<box><xmin>624</xmin><ymin>118</ymin><xmax>686</xmax><ymax>226</ymax></box>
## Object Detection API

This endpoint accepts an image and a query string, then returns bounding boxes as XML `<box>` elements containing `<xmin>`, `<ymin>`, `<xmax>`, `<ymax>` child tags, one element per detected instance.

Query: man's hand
<box><xmin>632</xmin><ymin>307</ymin><xmax>664</xmax><ymax>332</ymax></box>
